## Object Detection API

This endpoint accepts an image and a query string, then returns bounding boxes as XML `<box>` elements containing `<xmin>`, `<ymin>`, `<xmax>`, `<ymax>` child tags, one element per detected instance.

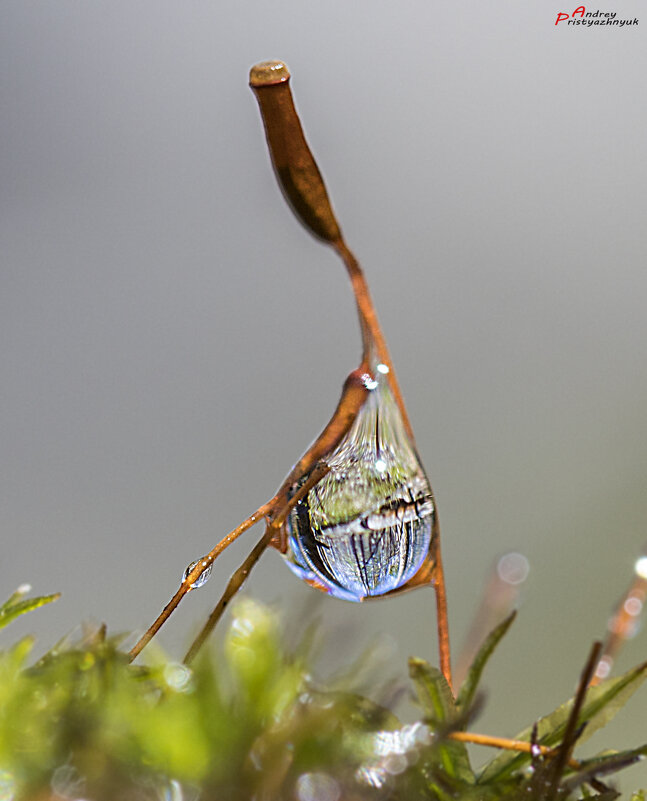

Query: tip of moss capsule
<box><xmin>249</xmin><ymin>60</ymin><xmax>290</xmax><ymax>87</ymax></box>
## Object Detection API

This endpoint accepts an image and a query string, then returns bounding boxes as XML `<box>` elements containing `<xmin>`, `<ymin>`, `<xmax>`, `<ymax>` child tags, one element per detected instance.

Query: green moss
<box><xmin>0</xmin><ymin>589</ymin><xmax>645</xmax><ymax>800</ymax></box>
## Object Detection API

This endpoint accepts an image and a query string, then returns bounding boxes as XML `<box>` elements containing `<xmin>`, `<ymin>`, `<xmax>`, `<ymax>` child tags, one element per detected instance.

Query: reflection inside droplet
<box><xmin>183</xmin><ymin>559</ymin><xmax>212</xmax><ymax>589</ymax></box>
<box><xmin>497</xmin><ymin>552</ymin><xmax>529</xmax><ymax>586</ymax></box>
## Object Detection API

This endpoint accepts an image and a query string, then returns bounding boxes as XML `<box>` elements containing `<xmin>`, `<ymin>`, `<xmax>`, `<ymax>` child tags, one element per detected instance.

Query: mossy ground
<box><xmin>0</xmin><ymin>589</ymin><xmax>646</xmax><ymax>800</ymax></box>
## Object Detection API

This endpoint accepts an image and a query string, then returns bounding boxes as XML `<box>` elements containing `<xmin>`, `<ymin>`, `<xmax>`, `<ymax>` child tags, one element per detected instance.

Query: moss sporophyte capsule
<box><xmin>129</xmin><ymin>61</ymin><xmax>451</xmax><ymax>690</ymax></box>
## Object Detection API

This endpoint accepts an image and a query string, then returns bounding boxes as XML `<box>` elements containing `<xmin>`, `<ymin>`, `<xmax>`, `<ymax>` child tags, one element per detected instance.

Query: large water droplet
<box><xmin>183</xmin><ymin>559</ymin><xmax>212</xmax><ymax>589</ymax></box>
<box><xmin>283</xmin><ymin>368</ymin><xmax>434</xmax><ymax>600</ymax></box>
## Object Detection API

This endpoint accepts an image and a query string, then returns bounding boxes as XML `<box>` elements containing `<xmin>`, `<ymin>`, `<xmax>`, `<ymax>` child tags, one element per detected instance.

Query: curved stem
<box><xmin>333</xmin><ymin>239</ymin><xmax>414</xmax><ymax>441</ymax></box>
<box><xmin>128</xmin><ymin>498</ymin><xmax>275</xmax><ymax>662</ymax></box>
<box><xmin>183</xmin><ymin>527</ymin><xmax>274</xmax><ymax>665</ymax></box>
<box><xmin>591</xmin><ymin>546</ymin><xmax>647</xmax><ymax>686</ymax></box>
<box><xmin>432</xmin><ymin>530</ymin><xmax>452</xmax><ymax>693</ymax></box>
<box><xmin>129</xmin><ymin>365</ymin><xmax>367</xmax><ymax>663</ymax></box>
<box><xmin>183</xmin><ymin>462</ymin><xmax>330</xmax><ymax>664</ymax></box>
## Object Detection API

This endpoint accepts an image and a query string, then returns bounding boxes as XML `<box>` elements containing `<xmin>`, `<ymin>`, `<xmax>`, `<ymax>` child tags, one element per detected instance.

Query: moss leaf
<box><xmin>409</xmin><ymin>657</ymin><xmax>456</xmax><ymax>725</ymax></box>
<box><xmin>0</xmin><ymin>588</ymin><xmax>60</xmax><ymax>631</ymax></box>
<box><xmin>456</xmin><ymin>611</ymin><xmax>516</xmax><ymax>716</ymax></box>
<box><xmin>479</xmin><ymin>658</ymin><xmax>647</xmax><ymax>784</ymax></box>
<box><xmin>408</xmin><ymin>658</ymin><xmax>475</xmax><ymax>787</ymax></box>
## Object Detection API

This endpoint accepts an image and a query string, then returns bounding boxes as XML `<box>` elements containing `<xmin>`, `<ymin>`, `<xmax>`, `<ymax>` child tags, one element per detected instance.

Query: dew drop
<box><xmin>624</xmin><ymin>595</ymin><xmax>643</xmax><ymax>617</ymax></box>
<box><xmin>0</xmin><ymin>769</ymin><xmax>15</xmax><ymax>801</ymax></box>
<box><xmin>635</xmin><ymin>556</ymin><xmax>647</xmax><ymax>580</ymax></box>
<box><xmin>283</xmin><ymin>369</ymin><xmax>434</xmax><ymax>601</ymax></box>
<box><xmin>595</xmin><ymin>655</ymin><xmax>613</xmax><ymax>680</ymax></box>
<box><xmin>159</xmin><ymin>778</ymin><xmax>193</xmax><ymax>801</ymax></box>
<box><xmin>383</xmin><ymin>753</ymin><xmax>408</xmax><ymax>775</ymax></box>
<box><xmin>163</xmin><ymin>662</ymin><xmax>193</xmax><ymax>692</ymax></box>
<box><xmin>497</xmin><ymin>552</ymin><xmax>529</xmax><ymax>586</ymax></box>
<box><xmin>296</xmin><ymin>772</ymin><xmax>340</xmax><ymax>801</ymax></box>
<box><xmin>183</xmin><ymin>559</ymin><xmax>212</xmax><ymax>589</ymax></box>
<box><xmin>356</xmin><ymin>764</ymin><xmax>388</xmax><ymax>789</ymax></box>
<box><xmin>51</xmin><ymin>764</ymin><xmax>85</xmax><ymax>799</ymax></box>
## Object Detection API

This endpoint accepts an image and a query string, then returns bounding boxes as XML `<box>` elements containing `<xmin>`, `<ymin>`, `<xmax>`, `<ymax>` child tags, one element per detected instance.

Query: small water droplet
<box><xmin>595</xmin><ymin>655</ymin><xmax>613</xmax><ymax>680</ymax></box>
<box><xmin>0</xmin><ymin>769</ymin><xmax>15</xmax><ymax>801</ymax></box>
<box><xmin>356</xmin><ymin>764</ymin><xmax>388</xmax><ymax>789</ymax></box>
<box><xmin>624</xmin><ymin>595</ymin><xmax>643</xmax><ymax>617</ymax></box>
<box><xmin>497</xmin><ymin>552</ymin><xmax>529</xmax><ymax>586</ymax></box>
<box><xmin>183</xmin><ymin>559</ymin><xmax>212</xmax><ymax>589</ymax></box>
<box><xmin>635</xmin><ymin>555</ymin><xmax>647</xmax><ymax>579</ymax></box>
<box><xmin>383</xmin><ymin>753</ymin><xmax>408</xmax><ymax>775</ymax></box>
<box><xmin>296</xmin><ymin>772</ymin><xmax>340</xmax><ymax>801</ymax></box>
<box><xmin>159</xmin><ymin>778</ymin><xmax>195</xmax><ymax>801</ymax></box>
<box><xmin>51</xmin><ymin>764</ymin><xmax>85</xmax><ymax>799</ymax></box>
<box><xmin>164</xmin><ymin>662</ymin><xmax>193</xmax><ymax>692</ymax></box>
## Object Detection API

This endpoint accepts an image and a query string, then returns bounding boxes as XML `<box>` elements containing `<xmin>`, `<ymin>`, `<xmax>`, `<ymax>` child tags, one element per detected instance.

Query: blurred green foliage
<box><xmin>0</xmin><ymin>589</ymin><xmax>645</xmax><ymax>801</ymax></box>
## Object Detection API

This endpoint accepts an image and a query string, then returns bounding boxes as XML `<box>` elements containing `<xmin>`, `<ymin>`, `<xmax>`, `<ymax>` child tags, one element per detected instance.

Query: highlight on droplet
<box><xmin>363</xmin><ymin>373</ymin><xmax>378</xmax><ymax>391</ymax></box>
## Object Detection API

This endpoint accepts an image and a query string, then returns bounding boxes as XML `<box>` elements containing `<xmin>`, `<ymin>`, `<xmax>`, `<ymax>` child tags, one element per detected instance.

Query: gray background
<box><xmin>2</xmin><ymin>0</ymin><xmax>647</xmax><ymax>792</ymax></box>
